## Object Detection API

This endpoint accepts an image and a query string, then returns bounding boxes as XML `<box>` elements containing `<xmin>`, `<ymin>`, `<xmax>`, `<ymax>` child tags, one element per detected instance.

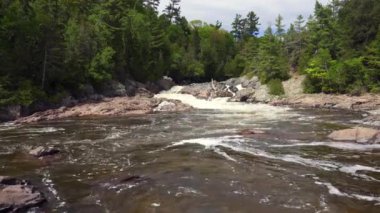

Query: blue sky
<box><xmin>159</xmin><ymin>0</ymin><xmax>331</xmax><ymax>31</ymax></box>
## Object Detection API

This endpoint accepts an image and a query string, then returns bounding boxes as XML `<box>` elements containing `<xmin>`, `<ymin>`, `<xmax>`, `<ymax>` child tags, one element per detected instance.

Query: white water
<box><xmin>271</xmin><ymin>142</ymin><xmax>380</xmax><ymax>151</ymax></box>
<box><xmin>170</xmin><ymin>136</ymin><xmax>380</xmax><ymax>182</ymax></box>
<box><xmin>169</xmin><ymin>135</ymin><xmax>380</xmax><ymax>205</ymax></box>
<box><xmin>155</xmin><ymin>86</ymin><xmax>292</xmax><ymax>117</ymax></box>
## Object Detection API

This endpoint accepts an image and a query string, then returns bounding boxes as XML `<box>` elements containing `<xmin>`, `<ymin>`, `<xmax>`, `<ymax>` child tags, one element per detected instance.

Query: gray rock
<box><xmin>181</xmin><ymin>83</ymin><xmax>212</xmax><ymax>99</ymax></box>
<box><xmin>253</xmin><ymin>84</ymin><xmax>271</xmax><ymax>103</ymax></box>
<box><xmin>230</xmin><ymin>88</ymin><xmax>256</xmax><ymax>102</ymax></box>
<box><xmin>125</xmin><ymin>79</ymin><xmax>144</xmax><ymax>96</ymax></box>
<box><xmin>145</xmin><ymin>82</ymin><xmax>161</xmax><ymax>94</ymax></box>
<box><xmin>0</xmin><ymin>105</ymin><xmax>21</xmax><ymax>122</ymax></box>
<box><xmin>61</xmin><ymin>96</ymin><xmax>78</xmax><ymax>107</ymax></box>
<box><xmin>77</xmin><ymin>84</ymin><xmax>95</xmax><ymax>99</ymax></box>
<box><xmin>29</xmin><ymin>146</ymin><xmax>60</xmax><ymax>158</ymax></box>
<box><xmin>156</xmin><ymin>76</ymin><xmax>175</xmax><ymax>91</ymax></box>
<box><xmin>241</xmin><ymin>76</ymin><xmax>260</xmax><ymax>89</ymax></box>
<box><xmin>100</xmin><ymin>80</ymin><xmax>126</xmax><ymax>97</ymax></box>
<box><xmin>135</xmin><ymin>88</ymin><xmax>154</xmax><ymax>98</ymax></box>
<box><xmin>0</xmin><ymin>176</ymin><xmax>45</xmax><ymax>212</ymax></box>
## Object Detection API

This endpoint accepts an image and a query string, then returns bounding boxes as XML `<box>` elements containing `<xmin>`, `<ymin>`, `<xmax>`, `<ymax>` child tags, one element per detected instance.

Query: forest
<box><xmin>0</xmin><ymin>0</ymin><xmax>379</xmax><ymax>107</ymax></box>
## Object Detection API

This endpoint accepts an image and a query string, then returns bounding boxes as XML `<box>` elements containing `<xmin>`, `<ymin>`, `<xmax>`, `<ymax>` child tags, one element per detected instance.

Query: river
<box><xmin>0</xmin><ymin>87</ymin><xmax>379</xmax><ymax>212</ymax></box>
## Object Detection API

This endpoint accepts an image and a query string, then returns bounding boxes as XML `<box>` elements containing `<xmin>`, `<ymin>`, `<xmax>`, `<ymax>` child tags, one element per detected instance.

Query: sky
<box><xmin>159</xmin><ymin>0</ymin><xmax>331</xmax><ymax>31</ymax></box>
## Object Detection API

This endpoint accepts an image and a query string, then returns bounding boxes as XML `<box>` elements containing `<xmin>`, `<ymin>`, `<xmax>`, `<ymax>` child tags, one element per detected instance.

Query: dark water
<box><xmin>0</xmin><ymin>107</ymin><xmax>379</xmax><ymax>213</ymax></box>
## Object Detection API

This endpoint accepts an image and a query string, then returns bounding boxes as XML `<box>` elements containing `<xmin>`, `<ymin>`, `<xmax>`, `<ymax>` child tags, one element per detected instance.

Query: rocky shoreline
<box><xmin>1</xmin><ymin>75</ymin><xmax>379</xmax><ymax>125</ymax></box>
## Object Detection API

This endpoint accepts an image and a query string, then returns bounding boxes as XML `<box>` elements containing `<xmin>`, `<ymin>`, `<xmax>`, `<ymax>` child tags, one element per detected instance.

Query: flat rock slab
<box><xmin>0</xmin><ymin>176</ymin><xmax>45</xmax><ymax>212</ymax></box>
<box><xmin>328</xmin><ymin>127</ymin><xmax>380</xmax><ymax>144</ymax></box>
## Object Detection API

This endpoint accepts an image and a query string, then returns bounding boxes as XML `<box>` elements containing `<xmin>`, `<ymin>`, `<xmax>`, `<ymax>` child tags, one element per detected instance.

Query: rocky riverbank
<box><xmin>176</xmin><ymin>75</ymin><xmax>380</xmax><ymax>113</ymax></box>
<box><xmin>2</xmin><ymin>75</ymin><xmax>380</xmax><ymax>124</ymax></box>
<box><xmin>15</xmin><ymin>97</ymin><xmax>191</xmax><ymax>124</ymax></box>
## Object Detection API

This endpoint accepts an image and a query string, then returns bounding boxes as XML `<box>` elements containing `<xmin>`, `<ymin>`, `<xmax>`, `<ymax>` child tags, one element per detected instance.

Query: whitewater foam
<box><xmin>170</xmin><ymin>136</ymin><xmax>380</xmax><ymax>181</ymax></box>
<box><xmin>271</xmin><ymin>142</ymin><xmax>380</xmax><ymax>151</ymax></box>
<box><xmin>315</xmin><ymin>182</ymin><xmax>380</xmax><ymax>204</ymax></box>
<box><xmin>155</xmin><ymin>86</ymin><xmax>292</xmax><ymax>117</ymax></box>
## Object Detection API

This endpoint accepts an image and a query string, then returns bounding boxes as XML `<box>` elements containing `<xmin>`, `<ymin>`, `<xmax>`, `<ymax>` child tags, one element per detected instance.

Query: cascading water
<box><xmin>155</xmin><ymin>86</ymin><xmax>292</xmax><ymax>118</ymax></box>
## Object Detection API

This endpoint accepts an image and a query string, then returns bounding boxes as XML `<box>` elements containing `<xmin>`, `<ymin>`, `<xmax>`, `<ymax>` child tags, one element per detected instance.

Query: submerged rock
<box><xmin>0</xmin><ymin>176</ymin><xmax>45</xmax><ymax>212</ymax></box>
<box><xmin>328</xmin><ymin>127</ymin><xmax>380</xmax><ymax>144</ymax></box>
<box><xmin>239</xmin><ymin>129</ymin><xmax>266</xmax><ymax>136</ymax></box>
<box><xmin>29</xmin><ymin>146</ymin><xmax>60</xmax><ymax>158</ymax></box>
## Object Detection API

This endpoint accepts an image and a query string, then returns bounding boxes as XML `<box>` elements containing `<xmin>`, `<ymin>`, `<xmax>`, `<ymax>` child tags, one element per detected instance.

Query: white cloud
<box><xmin>159</xmin><ymin>0</ymin><xmax>331</xmax><ymax>31</ymax></box>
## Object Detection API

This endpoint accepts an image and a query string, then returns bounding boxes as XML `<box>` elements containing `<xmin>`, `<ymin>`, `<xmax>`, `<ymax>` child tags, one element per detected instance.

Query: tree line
<box><xmin>0</xmin><ymin>0</ymin><xmax>379</xmax><ymax>107</ymax></box>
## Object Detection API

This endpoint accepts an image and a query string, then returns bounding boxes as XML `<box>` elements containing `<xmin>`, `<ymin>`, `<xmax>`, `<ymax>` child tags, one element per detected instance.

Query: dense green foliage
<box><xmin>237</xmin><ymin>0</ymin><xmax>379</xmax><ymax>95</ymax></box>
<box><xmin>268</xmin><ymin>79</ymin><xmax>285</xmax><ymax>96</ymax></box>
<box><xmin>0</xmin><ymin>0</ymin><xmax>379</xmax><ymax>107</ymax></box>
<box><xmin>0</xmin><ymin>0</ymin><xmax>236</xmax><ymax>106</ymax></box>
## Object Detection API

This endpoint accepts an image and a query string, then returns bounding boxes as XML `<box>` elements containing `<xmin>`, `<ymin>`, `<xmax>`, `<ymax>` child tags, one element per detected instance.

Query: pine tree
<box><xmin>275</xmin><ymin>14</ymin><xmax>285</xmax><ymax>37</ymax></box>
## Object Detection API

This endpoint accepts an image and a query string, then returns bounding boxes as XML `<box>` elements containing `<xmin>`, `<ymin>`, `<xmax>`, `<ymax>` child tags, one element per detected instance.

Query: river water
<box><xmin>0</xmin><ymin>87</ymin><xmax>379</xmax><ymax>212</ymax></box>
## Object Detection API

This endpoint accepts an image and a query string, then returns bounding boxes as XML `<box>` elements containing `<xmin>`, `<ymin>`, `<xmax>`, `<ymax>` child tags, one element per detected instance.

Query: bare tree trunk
<box><xmin>41</xmin><ymin>47</ymin><xmax>47</xmax><ymax>89</ymax></box>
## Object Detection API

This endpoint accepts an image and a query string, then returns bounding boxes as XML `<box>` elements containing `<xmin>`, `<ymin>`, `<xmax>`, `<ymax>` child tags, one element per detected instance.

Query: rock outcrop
<box><xmin>328</xmin><ymin>127</ymin><xmax>380</xmax><ymax>144</ymax></box>
<box><xmin>100</xmin><ymin>80</ymin><xmax>127</xmax><ymax>97</ymax></box>
<box><xmin>0</xmin><ymin>176</ymin><xmax>45</xmax><ymax>212</ymax></box>
<box><xmin>0</xmin><ymin>105</ymin><xmax>21</xmax><ymax>122</ymax></box>
<box><xmin>271</xmin><ymin>93</ymin><xmax>380</xmax><ymax>111</ymax></box>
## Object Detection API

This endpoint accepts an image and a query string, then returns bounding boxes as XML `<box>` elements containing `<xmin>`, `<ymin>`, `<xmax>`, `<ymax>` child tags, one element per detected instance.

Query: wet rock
<box><xmin>230</xmin><ymin>88</ymin><xmax>256</xmax><ymax>102</ymax></box>
<box><xmin>100</xmin><ymin>80</ymin><xmax>126</xmax><ymax>97</ymax></box>
<box><xmin>145</xmin><ymin>82</ymin><xmax>161</xmax><ymax>94</ymax></box>
<box><xmin>125</xmin><ymin>79</ymin><xmax>145</xmax><ymax>96</ymax></box>
<box><xmin>29</xmin><ymin>147</ymin><xmax>60</xmax><ymax>158</ymax></box>
<box><xmin>238</xmin><ymin>129</ymin><xmax>266</xmax><ymax>136</ymax></box>
<box><xmin>0</xmin><ymin>176</ymin><xmax>45</xmax><ymax>212</ymax></box>
<box><xmin>361</xmin><ymin>114</ymin><xmax>380</xmax><ymax>127</ymax></box>
<box><xmin>135</xmin><ymin>88</ymin><xmax>154</xmax><ymax>98</ymax></box>
<box><xmin>181</xmin><ymin>83</ymin><xmax>212</xmax><ymax>99</ymax></box>
<box><xmin>328</xmin><ymin>127</ymin><xmax>380</xmax><ymax>144</ymax></box>
<box><xmin>0</xmin><ymin>105</ymin><xmax>21</xmax><ymax>122</ymax></box>
<box><xmin>153</xmin><ymin>100</ymin><xmax>192</xmax><ymax>112</ymax></box>
<box><xmin>156</xmin><ymin>76</ymin><xmax>175</xmax><ymax>91</ymax></box>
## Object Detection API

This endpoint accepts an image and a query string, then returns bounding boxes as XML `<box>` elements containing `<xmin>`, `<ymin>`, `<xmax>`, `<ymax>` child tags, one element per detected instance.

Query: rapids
<box><xmin>0</xmin><ymin>87</ymin><xmax>379</xmax><ymax>212</ymax></box>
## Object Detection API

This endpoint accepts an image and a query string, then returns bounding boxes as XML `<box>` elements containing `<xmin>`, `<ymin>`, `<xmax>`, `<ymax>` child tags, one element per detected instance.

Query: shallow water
<box><xmin>0</xmin><ymin>95</ymin><xmax>379</xmax><ymax>212</ymax></box>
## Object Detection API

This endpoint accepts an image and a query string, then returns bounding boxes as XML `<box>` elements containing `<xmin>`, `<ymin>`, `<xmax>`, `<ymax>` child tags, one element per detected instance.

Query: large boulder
<box><xmin>125</xmin><ymin>79</ymin><xmax>146</xmax><ymax>96</ymax></box>
<box><xmin>181</xmin><ymin>83</ymin><xmax>212</xmax><ymax>99</ymax></box>
<box><xmin>0</xmin><ymin>176</ymin><xmax>45</xmax><ymax>212</ymax></box>
<box><xmin>0</xmin><ymin>105</ymin><xmax>21</xmax><ymax>122</ymax></box>
<box><xmin>156</xmin><ymin>76</ymin><xmax>175</xmax><ymax>91</ymax></box>
<box><xmin>253</xmin><ymin>84</ymin><xmax>271</xmax><ymax>103</ymax></box>
<box><xmin>99</xmin><ymin>80</ymin><xmax>126</xmax><ymax>97</ymax></box>
<box><xmin>230</xmin><ymin>88</ymin><xmax>256</xmax><ymax>102</ymax></box>
<box><xmin>145</xmin><ymin>82</ymin><xmax>161</xmax><ymax>94</ymax></box>
<box><xmin>328</xmin><ymin>127</ymin><xmax>380</xmax><ymax>144</ymax></box>
<box><xmin>242</xmin><ymin>76</ymin><xmax>260</xmax><ymax>89</ymax></box>
<box><xmin>135</xmin><ymin>88</ymin><xmax>154</xmax><ymax>98</ymax></box>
